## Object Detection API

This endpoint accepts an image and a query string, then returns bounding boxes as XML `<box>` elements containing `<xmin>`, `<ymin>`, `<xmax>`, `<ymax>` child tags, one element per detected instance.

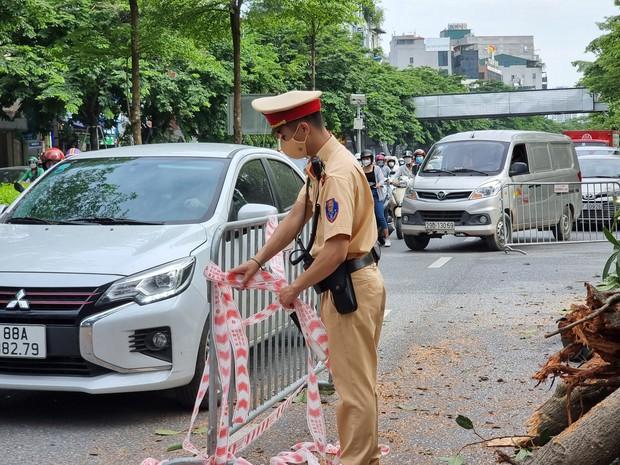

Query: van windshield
<box><xmin>5</xmin><ymin>157</ymin><xmax>228</xmax><ymax>225</ymax></box>
<box><xmin>420</xmin><ymin>141</ymin><xmax>510</xmax><ymax>176</ymax></box>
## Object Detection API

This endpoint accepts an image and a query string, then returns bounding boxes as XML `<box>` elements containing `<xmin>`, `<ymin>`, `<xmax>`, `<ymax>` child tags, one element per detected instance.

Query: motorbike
<box><xmin>388</xmin><ymin>175</ymin><xmax>412</xmax><ymax>240</ymax></box>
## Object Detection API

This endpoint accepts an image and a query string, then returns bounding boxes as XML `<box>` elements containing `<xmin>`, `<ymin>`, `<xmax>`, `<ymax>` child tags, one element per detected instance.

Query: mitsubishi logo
<box><xmin>6</xmin><ymin>289</ymin><xmax>30</xmax><ymax>310</ymax></box>
<box><xmin>584</xmin><ymin>193</ymin><xmax>596</xmax><ymax>201</ymax></box>
<box><xmin>437</xmin><ymin>191</ymin><xmax>447</xmax><ymax>200</ymax></box>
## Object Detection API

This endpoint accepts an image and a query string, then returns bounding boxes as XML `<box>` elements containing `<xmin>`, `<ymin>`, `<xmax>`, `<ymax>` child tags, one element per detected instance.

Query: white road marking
<box><xmin>428</xmin><ymin>256</ymin><xmax>453</xmax><ymax>269</ymax></box>
<box><xmin>464</xmin><ymin>237</ymin><xmax>478</xmax><ymax>242</ymax></box>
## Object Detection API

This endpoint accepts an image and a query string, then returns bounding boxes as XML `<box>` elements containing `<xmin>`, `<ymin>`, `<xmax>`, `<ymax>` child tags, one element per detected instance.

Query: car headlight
<box><xmin>469</xmin><ymin>181</ymin><xmax>502</xmax><ymax>200</ymax></box>
<box><xmin>406</xmin><ymin>187</ymin><xmax>417</xmax><ymax>200</ymax></box>
<box><xmin>97</xmin><ymin>257</ymin><xmax>196</xmax><ymax>306</ymax></box>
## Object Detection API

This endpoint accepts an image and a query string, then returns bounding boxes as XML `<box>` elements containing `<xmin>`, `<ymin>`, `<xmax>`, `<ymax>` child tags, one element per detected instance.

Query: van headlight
<box><xmin>406</xmin><ymin>187</ymin><xmax>417</xmax><ymax>200</ymax></box>
<box><xmin>469</xmin><ymin>181</ymin><xmax>502</xmax><ymax>200</ymax></box>
<box><xmin>97</xmin><ymin>257</ymin><xmax>196</xmax><ymax>306</ymax></box>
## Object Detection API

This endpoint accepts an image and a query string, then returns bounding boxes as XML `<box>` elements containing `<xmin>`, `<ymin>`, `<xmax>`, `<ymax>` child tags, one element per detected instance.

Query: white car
<box><xmin>578</xmin><ymin>154</ymin><xmax>620</xmax><ymax>225</ymax></box>
<box><xmin>0</xmin><ymin>143</ymin><xmax>305</xmax><ymax>405</ymax></box>
<box><xmin>575</xmin><ymin>146</ymin><xmax>620</xmax><ymax>157</ymax></box>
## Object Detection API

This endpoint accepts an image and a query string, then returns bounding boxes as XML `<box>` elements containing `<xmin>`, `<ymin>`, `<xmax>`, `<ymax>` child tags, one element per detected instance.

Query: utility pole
<box><xmin>350</xmin><ymin>93</ymin><xmax>367</xmax><ymax>153</ymax></box>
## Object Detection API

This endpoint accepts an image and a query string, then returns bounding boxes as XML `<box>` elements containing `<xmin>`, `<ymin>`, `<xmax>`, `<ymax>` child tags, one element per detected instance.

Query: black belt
<box><xmin>314</xmin><ymin>251</ymin><xmax>377</xmax><ymax>294</ymax></box>
<box><xmin>346</xmin><ymin>251</ymin><xmax>377</xmax><ymax>274</ymax></box>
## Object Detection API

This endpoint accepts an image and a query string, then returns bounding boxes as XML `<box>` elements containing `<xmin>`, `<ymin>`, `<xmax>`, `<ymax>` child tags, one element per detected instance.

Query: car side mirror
<box><xmin>237</xmin><ymin>203</ymin><xmax>278</xmax><ymax>222</ymax></box>
<box><xmin>13</xmin><ymin>181</ymin><xmax>24</xmax><ymax>193</ymax></box>
<box><xmin>509</xmin><ymin>162</ymin><xmax>529</xmax><ymax>177</ymax></box>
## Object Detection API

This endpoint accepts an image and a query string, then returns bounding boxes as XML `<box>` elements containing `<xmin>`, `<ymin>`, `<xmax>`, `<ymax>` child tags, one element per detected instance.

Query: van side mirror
<box><xmin>237</xmin><ymin>203</ymin><xmax>278</xmax><ymax>222</ymax></box>
<box><xmin>509</xmin><ymin>162</ymin><xmax>529</xmax><ymax>177</ymax></box>
<box><xmin>13</xmin><ymin>181</ymin><xmax>24</xmax><ymax>193</ymax></box>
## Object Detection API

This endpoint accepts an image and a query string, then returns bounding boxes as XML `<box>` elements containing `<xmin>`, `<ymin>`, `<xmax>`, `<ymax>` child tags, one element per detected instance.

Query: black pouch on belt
<box><xmin>324</xmin><ymin>261</ymin><xmax>358</xmax><ymax>314</ymax></box>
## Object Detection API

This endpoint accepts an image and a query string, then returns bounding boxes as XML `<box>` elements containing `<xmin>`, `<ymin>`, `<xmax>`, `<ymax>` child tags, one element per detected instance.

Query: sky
<box><xmin>379</xmin><ymin>0</ymin><xmax>619</xmax><ymax>88</ymax></box>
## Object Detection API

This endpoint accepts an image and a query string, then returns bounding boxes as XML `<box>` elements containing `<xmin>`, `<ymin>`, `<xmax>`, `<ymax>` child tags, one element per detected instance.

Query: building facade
<box><xmin>388</xmin><ymin>23</ymin><xmax>547</xmax><ymax>90</ymax></box>
<box><xmin>388</xmin><ymin>35</ymin><xmax>451</xmax><ymax>74</ymax></box>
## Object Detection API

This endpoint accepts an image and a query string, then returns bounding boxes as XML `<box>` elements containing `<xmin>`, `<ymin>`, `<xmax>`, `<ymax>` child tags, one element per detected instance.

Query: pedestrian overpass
<box><xmin>413</xmin><ymin>87</ymin><xmax>607</xmax><ymax>120</ymax></box>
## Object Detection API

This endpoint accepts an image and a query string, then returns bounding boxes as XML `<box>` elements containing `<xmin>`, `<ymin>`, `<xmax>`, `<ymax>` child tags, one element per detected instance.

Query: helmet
<box><xmin>361</xmin><ymin>149</ymin><xmax>373</xmax><ymax>161</ymax></box>
<box><xmin>376</xmin><ymin>154</ymin><xmax>385</xmax><ymax>162</ymax></box>
<box><xmin>28</xmin><ymin>156</ymin><xmax>38</xmax><ymax>164</ymax></box>
<box><xmin>413</xmin><ymin>149</ymin><xmax>426</xmax><ymax>156</ymax></box>
<box><xmin>398</xmin><ymin>158</ymin><xmax>405</xmax><ymax>166</ymax></box>
<box><xmin>403</xmin><ymin>150</ymin><xmax>413</xmax><ymax>159</ymax></box>
<box><xmin>42</xmin><ymin>148</ymin><xmax>65</xmax><ymax>162</ymax></box>
<box><xmin>65</xmin><ymin>147</ymin><xmax>81</xmax><ymax>158</ymax></box>
<box><xmin>354</xmin><ymin>152</ymin><xmax>361</xmax><ymax>160</ymax></box>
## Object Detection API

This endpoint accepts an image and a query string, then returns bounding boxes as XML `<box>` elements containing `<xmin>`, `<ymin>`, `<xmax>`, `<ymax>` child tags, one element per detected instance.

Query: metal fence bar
<box><xmin>198</xmin><ymin>214</ymin><xmax>322</xmax><ymax>460</ymax></box>
<box><xmin>502</xmin><ymin>181</ymin><xmax>620</xmax><ymax>248</ymax></box>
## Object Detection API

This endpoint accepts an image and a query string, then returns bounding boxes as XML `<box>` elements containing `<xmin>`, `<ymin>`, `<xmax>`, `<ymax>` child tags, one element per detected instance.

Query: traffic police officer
<box><xmin>232</xmin><ymin>90</ymin><xmax>386</xmax><ymax>465</ymax></box>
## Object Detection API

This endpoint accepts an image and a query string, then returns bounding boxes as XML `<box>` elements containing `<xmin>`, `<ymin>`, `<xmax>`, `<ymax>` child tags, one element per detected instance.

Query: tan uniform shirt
<box><xmin>297</xmin><ymin>136</ymin><xmax>376</xmax><ymax>259</ymax></box>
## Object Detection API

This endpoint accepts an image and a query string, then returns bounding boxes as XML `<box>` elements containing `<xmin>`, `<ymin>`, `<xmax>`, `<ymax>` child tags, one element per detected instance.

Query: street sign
<box><xmin>353</xmin><ymin>118</ymin><xmax>364</xmax><ymax>130</ymax></box>
<box><xmin>350</xmin><ymin>94</ymin><xmax>367</xmax><ymax>106</ymax></box>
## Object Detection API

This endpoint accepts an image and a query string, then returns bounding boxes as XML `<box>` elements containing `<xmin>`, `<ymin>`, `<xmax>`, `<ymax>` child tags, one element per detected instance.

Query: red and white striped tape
<box><xmin>141</xmin><ymin>217</ymin><xmax>388</xmax><ymax>465</ymax></box>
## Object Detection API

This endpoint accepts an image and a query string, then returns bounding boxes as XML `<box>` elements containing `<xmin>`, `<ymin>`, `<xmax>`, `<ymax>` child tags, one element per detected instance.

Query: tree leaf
<box><xmin>602</xmin><ymin>251</ymin><xmax>618</xmax><ymax>279</ymax></box>
<box><xmin>514</xmin><ymin>448</ymin><xmax>533</xmax><ymax>461</ymax></box>
<box><xmin>604</xmin><ymin>227</ymin><xmax>620</xmax><ymax>247</ymax></box>
<box><xmin>439</xmin><ymin>455</ymin><xmax>465</xmax><ymax>465</ymax></box>
<box><xmin>455</xmin><ymin>415</ymin><xmax>475</xmax><ymax>430</ymax></box>
<box><xmin>397</xmin><ymin>404</ymin><xmax>416</xmax><ymax>411</ymax></box>
<box><xmin>155</xmin><ymin>429</ymin><xmax>182</xmax><ymax>436</ymax></box>
<box><xmin>166</xmin><ymin>443</ymin><xmax>183</xmax><ymax>452</ymax></box>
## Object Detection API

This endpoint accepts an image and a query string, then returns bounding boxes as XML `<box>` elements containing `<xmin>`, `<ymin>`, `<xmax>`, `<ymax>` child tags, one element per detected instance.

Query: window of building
<box><xmin>532</xmin><ymin>73</ymin><xmax>537</xmax><ymax>80</ymax></box>
<box><xmin>438</xmin><ymin>51</ymin><xmax>448</xmax><ymax>67</ymax></box>
<box><xmin>409</xmin><ymin>57</ymin><xmax>414</xmax><ymax>64</ymax></box>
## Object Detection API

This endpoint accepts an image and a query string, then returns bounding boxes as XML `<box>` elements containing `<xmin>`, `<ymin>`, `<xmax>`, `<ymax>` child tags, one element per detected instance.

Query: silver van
<box><xmin>401</xmin><ymin>130</ymin><xmax>582</xmax><ymax>251</ymax></box>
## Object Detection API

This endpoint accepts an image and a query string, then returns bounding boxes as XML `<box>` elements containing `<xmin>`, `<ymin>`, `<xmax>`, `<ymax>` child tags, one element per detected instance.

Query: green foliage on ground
<box><xmin>0</xmin><ymin>184</ymin><xmax>21</xmax><ymax>206</ymax></box>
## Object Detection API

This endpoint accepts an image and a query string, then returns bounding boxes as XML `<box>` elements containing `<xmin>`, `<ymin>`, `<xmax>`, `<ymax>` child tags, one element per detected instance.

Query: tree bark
<box><xmin>309</xmin><ymin>20</ymin><xmax>317</xmax><ymax>91</ymax></box>
<box><xmin>526</xmin><ymin>382</ymin><xmax>616</xmax><ymax>444</ymax></box>
<box><xmin>230</xmin><ymin>0</ymin><xmax>242</xmax><ymax>144</ymax></box>
<box><xmin>526</xmin><ymin>388</ymin><xmax>620</xmax><ymax>465</ymax></box>
<box><xmin>129</xmin><ymin>0</ymin><xmax>142</xmax><ymax>145</ymax></box>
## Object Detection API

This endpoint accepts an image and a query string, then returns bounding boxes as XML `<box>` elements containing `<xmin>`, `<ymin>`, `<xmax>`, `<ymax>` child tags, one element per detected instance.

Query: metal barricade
<box><xmin>200</xmin><ymin>215</ymin><xmax>321</xmax><ymax>456</ymax></box>
<box><xmin>500</xmin><ymin>181</ymin><xmax>620</xmax><ymax>248</ymax></box>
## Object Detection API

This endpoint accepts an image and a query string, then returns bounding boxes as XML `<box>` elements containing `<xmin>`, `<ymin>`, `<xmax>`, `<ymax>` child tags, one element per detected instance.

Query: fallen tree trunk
<box><xmin>525</xmin><ymin>387</ymin><xmax>620</xmax><ymax>465</ymax></box>
<box><xmin>526</xmin><ymin>382</ymin><xmax>616</xmax><ymax>444</ymax></box>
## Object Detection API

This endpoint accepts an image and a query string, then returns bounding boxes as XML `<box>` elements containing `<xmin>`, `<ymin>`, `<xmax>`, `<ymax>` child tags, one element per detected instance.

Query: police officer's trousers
<box><xmin>321</xmin><ymin>263</ymin><xmax>386</xmax><ymax>465</ymax></box>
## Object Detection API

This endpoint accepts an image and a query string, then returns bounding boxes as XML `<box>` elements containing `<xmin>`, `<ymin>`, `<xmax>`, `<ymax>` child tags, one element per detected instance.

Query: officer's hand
<box><xmin>279</xmin><ymin>284</ymin><xmax>301</xmax><ymax>309</ymax></box>
<box><xmin>229</xmin><ymin>260</ymin><xmax>260</xmax><ymax>287</ymax></box>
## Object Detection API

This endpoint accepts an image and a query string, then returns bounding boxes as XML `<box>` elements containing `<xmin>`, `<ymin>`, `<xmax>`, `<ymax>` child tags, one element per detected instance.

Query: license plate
<box><xmin>425</xmin><ymin>221</ymin><xmax>455</xmax><ymax>232</ymax></box>
<box><xmin>584</xmin><ymin>203</ymin><xmax>605</xmax><ymax>211</ymax></box>
<box><xmin>0</xmin><ymin>325</ymin><xmax>46</xmax><ymax>359</ymax></box>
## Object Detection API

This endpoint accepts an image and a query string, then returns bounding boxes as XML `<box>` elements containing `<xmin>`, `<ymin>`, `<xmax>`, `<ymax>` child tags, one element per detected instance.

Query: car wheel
<box><xmin>485</xmin><ymin>213</ymin><xmax>511</xmax><ymax>251</ymax></box>
<box><xmin>552</xmin><ymin>206</ymin><xmax>572</xmax><ymax>241</ymax></box>
<box><xmin>174</xmin><ymin>322</ymin><xmax>211</xmax><ymax>409</ymax></box>
<box><xmin>404</xmin><ymin>234</ymin><xmax>430</xmax><ymax>251</ymax></box>
<box><xmin>395</xmin><ymin>217</ymin><xmax>403</xmax><ymax>239</ymax></box>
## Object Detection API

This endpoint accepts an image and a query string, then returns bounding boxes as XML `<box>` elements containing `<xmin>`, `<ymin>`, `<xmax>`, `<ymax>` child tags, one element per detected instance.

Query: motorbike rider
<box><xmin>19</xmin><ymin>157</ymin><xmax>45</xmax><ymax>183</ymax></box>
<box><xmin>412</xmin><ymin>149</ymin><xmax>426</xmax><ymax>175</ymax></box>
<box><xmin>361</xmin><ymin>149</ymin><xmax>391</xmax><ymax>247</ymax></box>
<box><xmin>41</xmin><ymin>148</ymin><xmax>65</xmax><ymax>170</ymax></box>
<box><xmin>397</xmin><ymin>150</ymin><xmax>415</xmax><ymax>178</ymax></box>
<box><xmin>376</xmin><ymin>153</ymin><xmax>390</xmax><ymax>179</ymax></box>
<box><xmin>386</xmin><ymin>155</ymin><xmax>398</xmax><ymax>176</ymax></box>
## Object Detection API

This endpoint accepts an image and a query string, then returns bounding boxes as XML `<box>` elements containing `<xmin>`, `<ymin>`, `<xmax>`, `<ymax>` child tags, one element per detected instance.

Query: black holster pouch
<box><xmin>302</xmin><ymin>257</ymin><xmax>357</xmax><ymax>314</ymax></box>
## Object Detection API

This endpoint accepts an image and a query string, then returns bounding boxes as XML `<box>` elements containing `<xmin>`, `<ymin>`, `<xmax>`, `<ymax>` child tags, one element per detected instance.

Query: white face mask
<box><xmin>387</xmin><ymin>162</ymin><xmax>395</xmax><ymax>168</ymax></box>
<box><xmin>361</xmin><ymin>159</ymin><xmax>372</xmax><ymax>167</ymax></box>
<box><xmin>279</xmin><ymin>124</ymin><xmax>308</xmax><ymax>159</ymax></box>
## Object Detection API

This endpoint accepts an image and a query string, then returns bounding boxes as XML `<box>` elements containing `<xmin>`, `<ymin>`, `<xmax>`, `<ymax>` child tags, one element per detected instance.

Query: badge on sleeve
<box><xmin>325</xmin><ymin>198</ymin><xmax>339</xmax><ymax>223</ymax></box>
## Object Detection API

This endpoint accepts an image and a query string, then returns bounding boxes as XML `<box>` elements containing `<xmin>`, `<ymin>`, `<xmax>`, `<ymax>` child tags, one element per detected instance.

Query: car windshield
<box><xmin>420</xmin><ymin>141</ymin><xmax>509</xmax><ymax>176</ymax></box>
<box><xmin>580</xmin><ymin>158</ymin><xmax>620</xmax><ymax>178</ymax></box>
<box><xmin>0</xmin><ymin>167</ymin><xmax>26</xmax><ymax>183</ymax></box>
<box><xmin>5</xmin><ymin>157</ymin><xmax>228</xmax><ymax>224</ymax></box>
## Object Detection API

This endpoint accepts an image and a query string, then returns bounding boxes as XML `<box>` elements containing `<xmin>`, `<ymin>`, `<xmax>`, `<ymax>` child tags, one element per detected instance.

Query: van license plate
<box><xmin>584</xmin><ymin>203</ymin><xmax>604</xmax><ymax>211</ymax></box>
<box><xmin>0</xmin><ymin>325</ymin><xmax>46</xmax><ymax>359</ymax></box>
<box><xmin>425</xmin><ymin>221</ymin><xmax>455</xmax><ymax>232</ymax></box>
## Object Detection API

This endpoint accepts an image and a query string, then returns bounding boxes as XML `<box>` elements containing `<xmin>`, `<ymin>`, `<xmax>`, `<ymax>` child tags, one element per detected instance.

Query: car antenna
<box><xmin>470</xmin><ymin>132</ymin><xmax>476</xmax><ymax>139</ymax></box>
